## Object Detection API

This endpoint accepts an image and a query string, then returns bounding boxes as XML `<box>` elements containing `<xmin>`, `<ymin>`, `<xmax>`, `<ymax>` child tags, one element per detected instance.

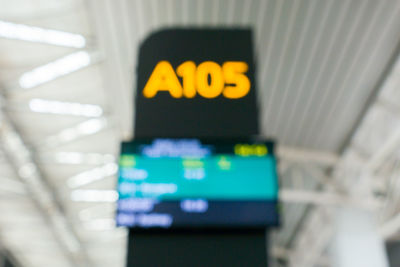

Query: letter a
<box><xmin>142</xmin><ymin>61</ymin><xmax>183</xmax><ymax>98</ymax></box>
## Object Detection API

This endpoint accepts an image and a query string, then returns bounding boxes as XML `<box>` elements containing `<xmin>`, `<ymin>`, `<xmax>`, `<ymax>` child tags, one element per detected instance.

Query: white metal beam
<box><xmin>85</xmin><ymin>0</ymin><xmax>134</xmax><ymax>140</ymax></box>
<box><xmin>289</xmin><ymin>206</ymin><xmax>333</xmax><ymax>267</ymax></box>
<box><xmin>365</xmin><ymin>124</ymin><xmax>400</xmax><ymax>172</ymax></box>
<box><xmin>0</xmin><ymin>178</ymin><xmax>26</xmax><ymax>195</ymax></box>
<box><xmin>280</xmin><ymin>189</ymin><xmax>381</xmax><ymax>210</ymax></box>
<box><xmin>0</xmin><ymin>97</ymin><xmax>91</xmax><ymax>267</ymax></box>
<box><xmin>277</xmin><ymin>146</ymin><xmax>339</xmax><ymax>167</ymax></box>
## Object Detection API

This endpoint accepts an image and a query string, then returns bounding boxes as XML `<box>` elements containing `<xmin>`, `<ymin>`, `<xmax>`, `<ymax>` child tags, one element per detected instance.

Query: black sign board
<box><xmin>134</xmin><ymin>28</ymin><xmax>259</xmax><ymax>138</ymax></box>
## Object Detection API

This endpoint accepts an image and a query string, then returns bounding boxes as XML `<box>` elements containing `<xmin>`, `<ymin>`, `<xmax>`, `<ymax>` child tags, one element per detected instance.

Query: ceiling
<box><xmin>89</xmin><ymin>0</ymin><xmax>400</xmax><ymax>152</ymax></box>
<box><xmin>0</xmin><ymin>1</ymin><xmax>400</xmax><ymax>267</ymax></box>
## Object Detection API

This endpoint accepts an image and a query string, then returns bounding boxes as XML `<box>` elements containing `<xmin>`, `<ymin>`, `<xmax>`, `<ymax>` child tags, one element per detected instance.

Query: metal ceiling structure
<box><xmin>0</xmin><ymin>1</ymin><xmax>400</xmax><ymax>267</ymax></box>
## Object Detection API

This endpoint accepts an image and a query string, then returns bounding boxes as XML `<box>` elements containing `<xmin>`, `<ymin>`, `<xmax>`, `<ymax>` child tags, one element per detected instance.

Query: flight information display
<box><xmin>116</xmin><ymin>138</ymin><xmax>279</xmax><ymax>229</ymax></box>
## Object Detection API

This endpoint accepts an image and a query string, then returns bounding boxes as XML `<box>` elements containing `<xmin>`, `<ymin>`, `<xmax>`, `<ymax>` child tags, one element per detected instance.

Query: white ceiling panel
<box><xmin>89</xmin><ymin>0</ymin><xmax>400</xmax><ymax>152</ymax></box>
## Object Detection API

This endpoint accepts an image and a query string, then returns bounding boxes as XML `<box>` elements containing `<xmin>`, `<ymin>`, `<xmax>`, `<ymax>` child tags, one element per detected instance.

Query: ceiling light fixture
<box><xmin>71</xmin><ymin>190</ymin><xmax>118</xmax><ymax>202</ymax></box>
<box><xmin>19</xmin><ymin>51</ymin><xmax>91</xmax><ymax>89</ymax></box>
<box><xmin>29</xmin><ymin>98</ymin><xmax>103</xmax><ymax>117</ymax></box>
<box><xmin>0</xmin><ymin>20</ymin><xmax>86</xmax><ymax>48</ymax></box>
<box><xmin>44</xmin><ymin>118</ymin><xmax>107</xmax><ymax>147</ymax></box>
<box><xmin>67</xmin><ymin>162</ymin><xmax>118</xmax><ymax>188</ymax></box>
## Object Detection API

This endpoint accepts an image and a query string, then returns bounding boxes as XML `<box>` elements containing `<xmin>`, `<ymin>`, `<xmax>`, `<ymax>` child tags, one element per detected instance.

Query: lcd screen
<box><xmin>116</xmin><ymin>138</ymin><xmax>279</xmax><ymax>229</ymax></box>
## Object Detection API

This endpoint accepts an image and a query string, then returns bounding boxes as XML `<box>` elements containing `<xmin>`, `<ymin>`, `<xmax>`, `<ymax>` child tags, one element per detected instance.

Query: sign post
<box><xmin>127</xmin><ymin>29</ymin><xmax>270</xmax><ymax>267</ymax></box>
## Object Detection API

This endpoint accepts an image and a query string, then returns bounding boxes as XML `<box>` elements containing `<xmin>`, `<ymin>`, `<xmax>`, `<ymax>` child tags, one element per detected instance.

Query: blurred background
<box><xmin>1</xmin><ymin>0</ymin><xmax>400</xmax><ymax>266</ymax></box>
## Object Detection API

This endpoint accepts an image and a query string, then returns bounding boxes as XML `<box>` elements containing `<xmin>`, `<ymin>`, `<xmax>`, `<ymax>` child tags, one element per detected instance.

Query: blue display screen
<box><xmin>116</xmin><ymin>138</ymin><xmax>279</xmax><ymax>229</ymax></box>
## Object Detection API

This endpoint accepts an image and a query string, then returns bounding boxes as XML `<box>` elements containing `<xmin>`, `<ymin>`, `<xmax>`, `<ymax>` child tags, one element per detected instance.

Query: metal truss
<box><xmin>269</xmin><ymin>149</ymin><xmax>347</xmax><ymax>267</ymax></box>
<box><xmin>284</xmin><ymin>53</ymin><xmax>400</xmax><ymax>267</ymax></box>
<box><xmin>0</xmin><ymin>95</ymin><xmax>91</xmax><ymax>267</ymax></box>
